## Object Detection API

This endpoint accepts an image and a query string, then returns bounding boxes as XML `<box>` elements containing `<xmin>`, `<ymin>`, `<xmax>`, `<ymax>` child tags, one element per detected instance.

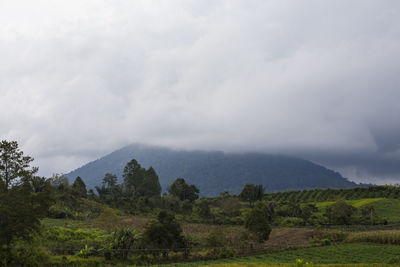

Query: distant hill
<box><xmin>66</xmin><ymin>144</ymin><xmax>358</xmax><ymax>196</ymax></box>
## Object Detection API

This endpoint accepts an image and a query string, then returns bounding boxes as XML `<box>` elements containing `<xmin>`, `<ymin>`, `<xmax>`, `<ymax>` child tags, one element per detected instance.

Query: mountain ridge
<box><xmin>66</xmin><ymin>143</ymin><xmax>358</xmax><ymax>196</ymax></box>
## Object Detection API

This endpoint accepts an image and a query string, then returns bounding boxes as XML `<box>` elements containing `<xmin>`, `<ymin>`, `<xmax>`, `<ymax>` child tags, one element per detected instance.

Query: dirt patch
<box><xmin>265</xmin><ymin>227</ymin><xmax>315</xmax><ymax>248</ymax></box>
<box><xmin>119</xmin><ymin>216</ymin><xmax>149</xmax><ymax>230</ymax></box>
<box><xmin>181</xmin><ymin>223</ymin><xmax>246</xmax><ymax>238</ymax></box>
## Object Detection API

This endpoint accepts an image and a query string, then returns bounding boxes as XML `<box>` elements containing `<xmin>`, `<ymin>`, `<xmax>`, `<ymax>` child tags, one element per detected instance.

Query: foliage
<box><xmin>265</xmin><ymin>186</ymin><xmax>400</xmax><ymax>204</ymax></box>
<box><xmin>4</xmin><ymin>244</ymin><xmax>50</xmax><ymax>267</ymax></box>
<box><xmin>95</xmin><ymin>173</ymin><xmax>124</xmax><ymax>207</ymax></box>
<box><xmin>123</xmin><ymin>160</ymin><xmax>161</xmax><ymax>198</ymax></box>
<box><xmin>202</xmin><ymin>229</ymin><xmax>230</xmax><ymax>258</ymax></box>
<box><xmin>96</xmin><ymin>208</ymin><xmax>120</xmax><ymax>232</ymax></box>
<box><xmin>240</xmin><ymin>184</ymin><xmax>264</xmax><ymax>206</ymax></box>
<box><xmin>325</xmin><ymin>200</ymin><xmax>356</xmax><ymax>225</ymax></box>
<box><xmin>0</xmin><ymin>140</ymin><xmax>52</xmax><ymax>259</ymax></box>
<box><xmin>72</xmin><ymin>176</ymin><xmax>87</xmax><ymax>198</ymax></box>
<box><xmin>195</xmin><ymin>199</ymin><xmax>212</xmax><ymax>221</ymax></box>
<box><xmin>43</xmin><ymin>226</ymin><xmax>111</xmax><ymax>256</ymax></box>
<box><xmin>220</xmin><ymin>197</ymin><xmax>242</xmax><ymax>216</ymax></box>
<box><xmin>103</xmin><ymin>173</ymin><xmax>118</xmax><ymax>187</ymax></box>
<box><xmin>169</xmin><ymin>178</ymin><xmax>200</xmax><ymax>202</ymax></box>
<box><xmin>110</xmin><ymin>228</ymin><xmax>139</xmax><ymax>259</ymax></box>
<box><xmin>184</xmin><ymin>244</ymin><xmax>400</xmax><ymax>266</ymax></box>
<box><xmin>0</xmin><ymin>140</ymin><xmax>38</xmax><ymax>192</ymax></box>
<box><xmin>244</xmin><ymin>201</ymin><xmax>272</xmax><ymax>242</ymax></box>
<box><xmin>142</xmin><ymin>211</ymin><xmax>185</xmax><ymax>258</ymax></box>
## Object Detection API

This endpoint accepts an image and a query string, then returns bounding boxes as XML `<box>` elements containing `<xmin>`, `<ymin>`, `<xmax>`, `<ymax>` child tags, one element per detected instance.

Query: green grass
<box><xmin>372</xmin><ymin>199</ymin><xmax>400</xmax><ymax>224</ymax></box>
<box><xmin>314</xmin><ymin>199</ymin><xmax>384</xmax><ymax>209</ymax></box>
<box><xmin>158</xmin><ymin>244</ymin><xmax>400</xmax><ymax>266</ymax></box>
<box><xmin>41</xmin><ymin>218</ymin><xmax>95</xmax><ymax>229</ymax></box>
<box><xmin>313</xmin><ymin>198</ymin><xmax>400</xmax><ymax>224</ymax></box>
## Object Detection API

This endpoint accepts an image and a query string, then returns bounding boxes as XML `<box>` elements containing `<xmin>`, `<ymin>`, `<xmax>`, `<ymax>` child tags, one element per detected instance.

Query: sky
<box><xmin>1</xmin><ymin>0</ymin><xmax>400</xmax><ymax>184</ymax></box>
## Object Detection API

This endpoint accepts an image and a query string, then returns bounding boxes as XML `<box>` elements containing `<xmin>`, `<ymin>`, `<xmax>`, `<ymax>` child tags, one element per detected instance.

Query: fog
<box><xmin>1</xmin><ymin>1</ymin><xmax>400</xmax><ymax>183</ymax></box>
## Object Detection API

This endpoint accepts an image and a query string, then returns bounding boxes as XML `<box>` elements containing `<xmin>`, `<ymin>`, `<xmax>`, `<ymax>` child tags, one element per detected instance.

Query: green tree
<box><xmin>360</xmin><ymin>205</ymin><xmax>378</xmax><ymax>225</ymax></box>
<box><xmin>0</xmin><ymin>140</ymin><xmax>51</xmax><ymax>258</ymax></box>
<box><xmin>0</xmin><ymin>140</ymin><xmax>37</xmax><ymax>192</ymax></box>
<box><xmin>103</xmin><ymin>173</ymin><xmax>117</xmax><ymax>188</ymax></box>
<box><xmin>169</xmin><ymin>178</ymin><xmax>199</xmax><ymax>202</ymax></box>
<box><xmin>139</xmin><ymin>167</ymin><xmax>161</xmax><ymax>197</ymax></box>
<box><xmin>111</xmin><ymin>228</ymin><xmax>139</xmax><ymax>259</ymax></box>
<box><xmin>239</xmin><ymin>184</ymin><xmax>265</xmax><ymax>206</ymax></box>
<box><xmin>196</xmin><ymin>199</ymin><xmax>212</xmax><ymax>221</ymax></box>
<box><xmin>72</xmin><ymin>176</ymin><xmax>87</xmax><ymax>198</ymax></box>
<box><xmin>325</xmin><ymin>200</ymin><xmax>356</xmax><ymax>225</ymax></box>
<box><xmin>244</xmin><ymin>201</ymin><xmax>272</xmax><ymax>242</ymax></box>
<box><xmin>142</xmin><ymin>211</ymin><xmax>184</xmax><ymax>258</ymax></box>
<box><xmin>123</xmin><ymin>160</ymin><xmax>161</xmax><ymax>198</ymax></box>
<box><xmin>123</xmin><ymin>159</ymin><xmax>146</xmax><ymax>197</ymax></box>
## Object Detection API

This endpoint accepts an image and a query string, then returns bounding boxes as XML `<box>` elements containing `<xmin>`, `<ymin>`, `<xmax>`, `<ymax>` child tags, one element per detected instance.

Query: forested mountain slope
<box><xmin>66</xmin><ymin>144</ymin><xmax>357</xmax><ymax>196</ymax></box>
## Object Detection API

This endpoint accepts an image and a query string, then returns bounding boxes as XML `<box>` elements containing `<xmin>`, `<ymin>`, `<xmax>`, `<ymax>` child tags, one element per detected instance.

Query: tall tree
<box><xmin>123</xmin><ymin>160</ymin><xmax>161</xmax><ymax>198</ymax></box>
<box><xmin>142</xmin><ymin>211</ymin><xmax>184</xmax><ymax>258</ymax></box>
<box><xmin>72</xmin><ymin>176</ymin><xmax>87</xmax><ymax>198</ymax></box>
<box><xmin>0</xmin><ymin>140</ymin><xmax>38</xmax><ymax>192</ymax></box>
<box><xmin>239</xmin><ymin>184</ymin><xmax>265</xmax><ymax>206</ymax></box>
<box><xmin>169</xmin><ymin>178</ymin><xmax>199</xmax><ymax>202</ymax></box>
<box><xmin>123</xmin><ymin>159</ymin><xmax>146</xmax><ymax>197</ymax></box>
<box><xmin>325</xmin><ymin>200</ymin><xmax>356</xmax><ymax>225</ymax></box>
<box><xmin>139</xmin><ymin>167</ymin><xmax>161</xmax><ymax>197</ymax></box>
<box><xmin>0</xmin><ymin>140</ymin><xmax>51</xmax><ymax>258</ymax></box>
<box><xmin>103</xmin><ymin>173</ymin><xmax>118</xmax><ymax>188</ymax></box>
<box><xmin>244</xmin><ymin>201</ymin><xmax>272</xmax><ymax>242</ymax></box>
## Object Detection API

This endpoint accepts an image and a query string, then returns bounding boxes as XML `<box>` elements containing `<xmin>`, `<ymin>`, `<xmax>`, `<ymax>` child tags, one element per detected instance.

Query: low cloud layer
<box><xmin>1</xmin><ymin>1</ymin><xmax>400</xmax><ymax>183</ymax></box>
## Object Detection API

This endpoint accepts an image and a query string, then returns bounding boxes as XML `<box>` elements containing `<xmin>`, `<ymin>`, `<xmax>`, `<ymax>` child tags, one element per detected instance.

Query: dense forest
<box><xmin>1</xmin><ymin>140</ymin><xmax>400</xmax><ymax>266</ymax></box>
<box><xmin>66</xmin><ymin>143</ymin><xmax>358</xmax><ymax>196</ymax></box>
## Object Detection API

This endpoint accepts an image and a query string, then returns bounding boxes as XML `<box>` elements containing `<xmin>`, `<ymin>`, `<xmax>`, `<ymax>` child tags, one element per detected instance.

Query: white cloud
<box><xmin>1</xmin><ymin>0</ymin><xmax>400</xmax><ymax>182</ymax></box>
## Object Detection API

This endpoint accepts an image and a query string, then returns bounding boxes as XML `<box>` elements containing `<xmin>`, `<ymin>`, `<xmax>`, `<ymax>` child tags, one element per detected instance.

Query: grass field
<box><xmin>314</xmin><ymin>199</ymin><xmax>384</xmax><ymax>209</ymax></box>
<box><xmin>372</xmin><ymin>199</ymin><xmax>400</xmax><ymax>223</ymax></box>
<box><xmin>347</xmin><ymin>230</ymin><xmax>400</xmax><ymax>245</ymax></box>
<box><xmin>313</xmin><ymin>198</ymin><xmax>400</xmax><ymax>224</ymax></box>
<box><xmin>157</xmin><ymin>244</ymin><xmax>400</xmax><ymax>266</ymax></box>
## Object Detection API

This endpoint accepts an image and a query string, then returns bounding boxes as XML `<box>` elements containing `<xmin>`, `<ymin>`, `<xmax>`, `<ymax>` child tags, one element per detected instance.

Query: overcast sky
<box><xmin>1</xmin><ymin>0</ymin><xmax>400</xmax><ymax>184</ymax></box>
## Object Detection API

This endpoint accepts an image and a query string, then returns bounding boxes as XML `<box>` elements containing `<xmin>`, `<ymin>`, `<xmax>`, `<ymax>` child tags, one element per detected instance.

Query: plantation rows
<box><xmin>264</xmin><ymin>186</ymin><xmax>400</xmax><ymax>203</ymax></box>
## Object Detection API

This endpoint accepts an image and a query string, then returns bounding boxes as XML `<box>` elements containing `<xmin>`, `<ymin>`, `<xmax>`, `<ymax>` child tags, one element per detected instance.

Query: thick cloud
<box><xmin>1</xmin><ymin>0</ymin><xmax>400</xmax><ymax>183</ymax></box>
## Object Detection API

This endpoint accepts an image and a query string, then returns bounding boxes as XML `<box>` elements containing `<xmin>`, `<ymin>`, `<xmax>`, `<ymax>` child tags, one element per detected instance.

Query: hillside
<box><xmin>66</xmin><ymin>144</ymin><xmax>357</xmax><ymax>196</ymax></box>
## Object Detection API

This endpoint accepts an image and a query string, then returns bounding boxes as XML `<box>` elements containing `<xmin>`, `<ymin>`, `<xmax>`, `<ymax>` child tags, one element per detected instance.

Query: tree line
<box><xmin>264</xmin><ymin>185</ymin><xmax>400</xmax><ymax>203</ymax></box>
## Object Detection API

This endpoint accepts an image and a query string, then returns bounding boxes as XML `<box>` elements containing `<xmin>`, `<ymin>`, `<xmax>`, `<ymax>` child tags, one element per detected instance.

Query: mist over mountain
<box><xmin>65</xmin><ymin>144</ymin><xmax>358</xmax><ymax>196</ymax></box>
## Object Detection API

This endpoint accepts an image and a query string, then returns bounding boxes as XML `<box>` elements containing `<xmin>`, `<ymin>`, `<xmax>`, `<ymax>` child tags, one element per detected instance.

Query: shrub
<box><xmin>244</xmin><ymin>202</ymin><xmax>272</xmax><ymax>242</ymax></box>
<box><xmin>96</xmin><ymin>208</ymin><xmax>120</xmax><ymax>232</ymax></box>
<box><xmin>110</xmin><ymin>228</ymin><xmax>139</xmax><ymax>259</ymax></box>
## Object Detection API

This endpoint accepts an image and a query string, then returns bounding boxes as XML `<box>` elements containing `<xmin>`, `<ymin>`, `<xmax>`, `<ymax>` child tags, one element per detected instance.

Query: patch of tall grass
<box><xmin>347</xmin><ymin>230</ymin><xmax>400</xmax><ymax>245</ymax></box>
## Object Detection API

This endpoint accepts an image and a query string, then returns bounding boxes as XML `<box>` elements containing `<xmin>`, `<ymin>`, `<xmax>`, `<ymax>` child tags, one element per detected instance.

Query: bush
<box><xmin>48</xmin><ymin>204</ymin><xmax>73</xmax><ymax>219</ymax></box>
<box><xmin>43</xmin><ymin>226</ymin><xmax>111</xmax><ymax>255</ymax></box>
<box><xmin>7</xmin><ymin>245</ymin><xmax>50</xmax><ymax>267</ymax></box>
<box><xmin>96</xmin><ymin>208</ymin><xmax>120</xmax><ymax>232</ymax></box>
<box><xmin>244</xmin><ymin>202</ymin><xmax>272</xmax><ymax>242</ymax></box>
<box><xmin>109</xmin><ymin>227</ymin><xmax>139</xmax><ymax>259</ymax></box>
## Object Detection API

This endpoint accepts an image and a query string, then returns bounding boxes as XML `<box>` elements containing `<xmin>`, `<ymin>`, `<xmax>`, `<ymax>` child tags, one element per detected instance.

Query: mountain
<box><xmin>66</xmin><ymin>144</ymin><xmax>358</xmax><ymax>196</ymax></box>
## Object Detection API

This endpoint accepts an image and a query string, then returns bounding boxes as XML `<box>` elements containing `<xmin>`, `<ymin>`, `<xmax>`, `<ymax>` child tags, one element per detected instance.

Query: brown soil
<box><xmin>119</xmin><ymin>216</ymin><xmax>149</xmax><ymax>230</ymax></box>
<box><xmin>265</xmin><ymin>227</ymin><xmax>316</xmax><ymax>248</ymax></box>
